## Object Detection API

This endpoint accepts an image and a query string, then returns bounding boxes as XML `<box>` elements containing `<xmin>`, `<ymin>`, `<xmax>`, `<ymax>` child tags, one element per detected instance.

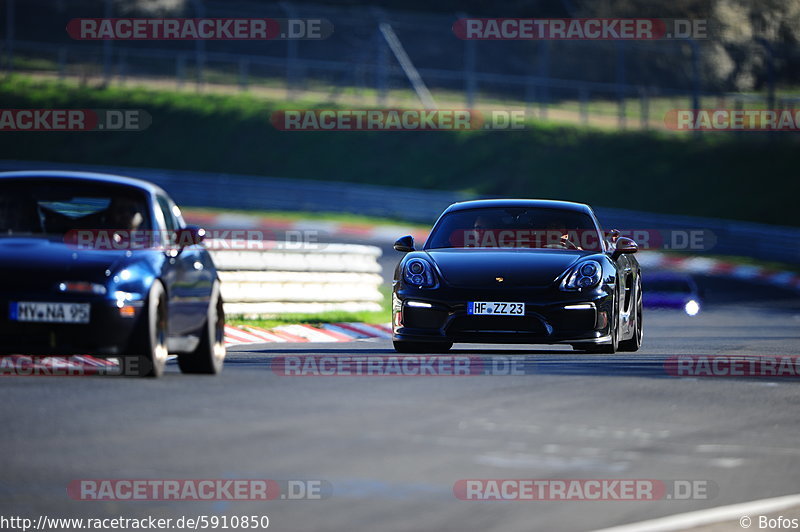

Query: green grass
<box><xmin>228</xmin><ymin>309</ymin><xmax>391</xmax><ymax>329</ymax></box>
<box><xmin>228</xmin><ymin>285</ymin><xmax>393</xmax><ymax>328</ymax></box>
<box><xmin>13</xmin><ymin>60</ymin><xmax>797</xmax><ymax>129</ymax></box>
<box><xmin>0</xmin><ymin>75</ymin><xmax>797</xmax><ymax>227</ymax></box>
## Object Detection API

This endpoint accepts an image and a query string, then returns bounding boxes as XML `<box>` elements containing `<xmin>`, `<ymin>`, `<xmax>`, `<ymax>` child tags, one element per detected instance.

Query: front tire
<box><xmin>618</xmin><ymin>277</ymin><xmax>643</xmax><ymax>352</ymax></box>
<box><xmin>178</xmin><ymin>284</ymin><xmax>226</xmax><ymax>374</ymax></box>
<box><xmin>124</xmin><ymin>280</ymin><xmax>169</xmax><ymax>377</ymax></box>
<box><xmin>583</xmin><ymin>284</ymin><xmax>620</xmax><ymax>355</ymax></box>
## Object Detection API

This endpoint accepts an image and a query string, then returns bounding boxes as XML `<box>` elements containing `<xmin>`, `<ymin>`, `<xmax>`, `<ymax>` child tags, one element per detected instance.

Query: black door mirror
<box><xmin>394</xmin><ymin>235</ymin><xmax>414</xmax><ymax>252</ymax></box>
<box><xmin>175</xmin><ymin>225</ymin><xmax>206</xmax><ymax>248</ymax></box>
<box><xmin>612</xmin><ymin>236</ymin><xmax>638</xmax><ymax>260</ymax></box>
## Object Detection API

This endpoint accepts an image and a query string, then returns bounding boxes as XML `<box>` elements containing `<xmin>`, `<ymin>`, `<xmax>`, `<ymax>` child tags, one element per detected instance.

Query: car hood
<box><xmin>0</xmin><ymin>237</ymin><xmax>138</xmax><ymax>284</ymax></box>
<box><xmin>424</xmin><ymin>248</ymin><xmax>590</xmax><ymax>288</ymax></box>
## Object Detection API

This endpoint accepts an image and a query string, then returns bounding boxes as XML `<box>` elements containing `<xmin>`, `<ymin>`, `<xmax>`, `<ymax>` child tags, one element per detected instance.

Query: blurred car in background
<box><xmin>643</xmin><ymin>272</ymin><xmax>702</xmax><ymax>316</ymax></box>
<box><xmin>0</xmin><ymin>171</ymin><xmax>226</xmax><ymax>377</ymax></box>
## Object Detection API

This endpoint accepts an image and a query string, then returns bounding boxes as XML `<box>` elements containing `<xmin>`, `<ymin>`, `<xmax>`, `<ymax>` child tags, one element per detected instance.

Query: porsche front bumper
<box><xmin>393</xmin><ymin>285</ymin><xmax>615</xmax><ymax>345</ymax></box>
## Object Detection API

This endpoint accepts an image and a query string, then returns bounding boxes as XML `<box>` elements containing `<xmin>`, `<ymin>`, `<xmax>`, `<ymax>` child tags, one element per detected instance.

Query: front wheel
<box><xmin>178</xmin><ymin>284</ymin><xmax>226</xmax><ymax>374</ymax></box>
<box><xmin>618</xmin><ymin>277</ymin><xmax>643</xmax><ymax>352</ymax></box>
<box><xmin>393</xmin><ymin>341</ymin><xmax>453</xmax><ymax>354</ymax></box>
<box><xmin>124</xmin><ymin>280</ymin><xmax>169</xmax><ymax>377</ymax></box>
<box><xmin>583</xmin><ymin>285</ymin><xmax>620</xmax><ymax>354</ymax></box>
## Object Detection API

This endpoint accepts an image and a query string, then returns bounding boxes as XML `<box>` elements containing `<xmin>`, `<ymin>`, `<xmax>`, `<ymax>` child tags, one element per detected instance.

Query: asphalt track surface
<box><xmin>2</xmin><ymin>275</ymin><xmax>799</xmax><ymax>532</ymax></box>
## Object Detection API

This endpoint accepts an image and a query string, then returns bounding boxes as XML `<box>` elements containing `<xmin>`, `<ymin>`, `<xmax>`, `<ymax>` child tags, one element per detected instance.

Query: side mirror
<box><xmin>175</xmin><ymin>225</ymin><xmax>206</xmax><ymax>248</ymax></box>
<box><xmin>394</xmin><ymin>235</ymin><xmax>415</xmax><ymax>252</ymax></box>
<box><xmin>612</xmin><ymin>236</ymin><xmax>638</xmax><ymax>260</ymax></box>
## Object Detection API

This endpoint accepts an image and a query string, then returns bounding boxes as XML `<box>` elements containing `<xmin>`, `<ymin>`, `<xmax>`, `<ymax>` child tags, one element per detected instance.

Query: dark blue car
<box><xmin>643</xmin><ymin>272</ymin><xmax>702</xmax><ymax>316</ymax></box>
<box><xmin>0</xmin><ymin>171</ymin><xmax>226</xmax><ymax>377</ymax></box>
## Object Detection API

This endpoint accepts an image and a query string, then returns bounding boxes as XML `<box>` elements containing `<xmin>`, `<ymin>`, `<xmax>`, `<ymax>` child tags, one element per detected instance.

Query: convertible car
<box><xmin>392</xmin><ymin>199</ymin><xmax>643</xmax><ymax>353</ymax></box>
<box><xmin>0</xmin><ymin>171</ymin><xmax>226</xmax><ymax>377</ymax></box>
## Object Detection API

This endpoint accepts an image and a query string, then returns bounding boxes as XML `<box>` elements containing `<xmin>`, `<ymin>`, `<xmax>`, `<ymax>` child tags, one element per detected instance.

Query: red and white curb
<box><xmin>224</xmin><ymin>322</ymin><xmax>393</xmax><ymax>346</ymax></box>
<box><xmin>0</xmin><ymin>323</ymin><xmax>392</xmax><ymax>372</ymax></box>
<box><xmin>639</xmin><ymin>251</ymin><xmax>800</xmax><ymax>292</ymax></box>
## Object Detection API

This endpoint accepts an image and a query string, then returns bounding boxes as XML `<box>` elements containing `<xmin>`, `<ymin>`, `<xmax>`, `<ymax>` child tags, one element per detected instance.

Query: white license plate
<box><xmin>11</xmin><ymin>302</ymin><xmax>90</xmax><ymax>324</ymax></box>
<box><xmin>468</xmin><ymin>302</ymin><xmax>525</xmax><ymax>316</ymax></box>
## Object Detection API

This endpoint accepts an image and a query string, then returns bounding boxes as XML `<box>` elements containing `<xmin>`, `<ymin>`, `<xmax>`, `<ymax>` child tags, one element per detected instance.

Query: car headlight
<box><xmin>403</xmin><ymin>258</ymin><xmax>437</xmax><ymax>288</ymax></box>
<box><xmin>684</xmin><ymin>299</ymin><xmax>700</xmax><ymax>316</ymax></box>
<box><xmin>560</xmin><ymin>260</ymin><xmax>602</xmax><ymax>291</ymax></box>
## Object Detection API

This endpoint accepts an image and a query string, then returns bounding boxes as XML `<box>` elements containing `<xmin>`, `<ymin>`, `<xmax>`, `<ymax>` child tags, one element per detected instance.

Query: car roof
<box><xmin>443</xmin><ymin>198</ymin><xmax>593</xmax><ymax>215</ymax></box>
<box><xmin>0</xmin><ymin>170</ymin><xmax>167</xmax><ymax>196</ymax></box>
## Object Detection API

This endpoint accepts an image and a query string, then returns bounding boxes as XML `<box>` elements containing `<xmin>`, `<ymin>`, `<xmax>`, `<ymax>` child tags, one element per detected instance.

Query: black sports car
<box><xmin>392</xmin><ymin>199</ymin><xmax>643</xmax><ymax>353</ymax></box>
<box><xmin>0</xmin><ymin>171</ymin><xmax>226</xmax><ymax>377</ymax></box>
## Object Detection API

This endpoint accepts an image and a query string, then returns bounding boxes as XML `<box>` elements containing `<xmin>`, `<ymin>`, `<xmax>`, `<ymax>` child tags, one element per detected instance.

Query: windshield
<box><xmin>0</xmin><ymin>179</ymin><xmax>152</xmax><ymax>238</ymax></box>
<box><xmin>425</xmin><ymin>207</ymin><xmax>603</xmax><ymax>251</ymax></box>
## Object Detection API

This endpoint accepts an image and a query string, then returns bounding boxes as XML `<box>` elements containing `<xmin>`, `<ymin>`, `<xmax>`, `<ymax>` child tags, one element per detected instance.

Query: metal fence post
<box><xmin>190</xmin><ymin>0</ymin><xmax>206</xmax><ymax>90</ymax></box>
<box><xmin>579</xmin><ymin>86</ymin><xmax>589</xmax><ymax>125</ymax></box>
<box><xmin>5</xmin><ymin>0</ymin><xmax>15</xmax><ymax>74</ymax></box>
<box><xmin>538</xmin><ymin>41</ymin><xmax>550</xmax><ymax>120</ymax></box>
<box><xmin>458</xmin><ymin>12</ymin><xmax>476</xmax><ymax>109</ymax></box>
<box><xmin>103</xmin><ymin>0</ymin><xmax>113</xmax><ymax>84</ymax></box>
<box><xmin>734</xmin><ymin>97</ymin><xmax>744</xmax><ymax>137</ymax></box>
<box><xmin>58</xmin><ymin>48</ymin><xmax>67</xmax><ymax>80</ymax></box>
<box><xmin>119</xmin><ymin>50</ymin><xmax>127</xmax><ymax>85</ymax></box>
<box><xmin>756</xmin><ymin>38</ymin><xmax>775</xmax><ymax>110</ymax></box>
<box><xmin>376</xmin><ymin>36</ymin><xmax>388</xmax><ymax>106</ymax></box>
<box><xmin>683</xmin><ymin>38</ymin><xmax>701</xmax><ymax>137</ymax></box>
<box><xmin>238</xmin><ymin>58</ymin><xmax>249</xmax><ymax>91</ymax></box>
<box><xmin>524</xmin><ymin>77</ymin><xmax>535</xmax><ymax>118</ymax></box>
<box><xmin>280</xmin><ymin>1</ymin><xmax>300</xmax><ymax>100</ymax></box>
<box><xmin>639</xmin><ymin>87</ymin><xmax>649</xmax><ymax>130</ymax></box>
<box><xmin>177</xmin><ymin>54</ymin><xmax>187</xmax><ymax>89</ymax></box>
<box><xmin>615</xmin><ymin>41</ymin><xmax>626</xmax><ymax>128</ymax></box>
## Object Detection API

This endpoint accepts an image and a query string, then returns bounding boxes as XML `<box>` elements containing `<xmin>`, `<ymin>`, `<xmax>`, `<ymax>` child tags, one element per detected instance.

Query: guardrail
<box><xmin>1</xmin><ymin>160</ymin><xmax>798</xmax><ymax>265</ymax></box>
<box><xmin>206</xmin><ymin>240</ymin><xmax>383</xmax><ymax>316</ymax></box>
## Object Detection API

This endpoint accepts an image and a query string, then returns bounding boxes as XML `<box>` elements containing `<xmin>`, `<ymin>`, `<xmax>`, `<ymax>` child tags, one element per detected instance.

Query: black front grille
<box><xmin>448</xmin><ymin>314</ymin><xmax>548</xmax><ymax>335</ymax></box>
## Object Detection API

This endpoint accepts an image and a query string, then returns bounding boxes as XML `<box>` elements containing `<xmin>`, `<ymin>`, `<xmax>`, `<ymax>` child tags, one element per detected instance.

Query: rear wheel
<box><xmin>618</xmin><ymin>277</ymin><xmax>643</xmax><ymax>352</ymax></box>
<box><xmin>178</xmin><ymin>285</ymin><xmax>226</xmax><ymax>374</ymax></box>
<box><xmin>393</xmin><ymin>341</ymin><xmax>453</xmax><ymax>354</ymax></box>
<box><xmin>123</xmin><ymin>281</ymin><xmax>168</xmax><ymax>377</ymax></box>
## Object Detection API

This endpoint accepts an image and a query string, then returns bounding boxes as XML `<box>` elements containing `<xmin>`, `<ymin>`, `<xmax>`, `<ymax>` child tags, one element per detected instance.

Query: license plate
<box><xmin>468</xmin><ymin>302</ymin><xmax>525</xmax><ymax>316</ymax></box>
<box><xmin>10</xmin><ymin>302</ymin><xmax>90</xmax><ymax>324</ymax></box>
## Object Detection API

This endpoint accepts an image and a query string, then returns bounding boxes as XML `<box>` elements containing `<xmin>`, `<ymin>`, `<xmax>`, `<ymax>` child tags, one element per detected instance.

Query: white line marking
<box><xmin>592</xmin><ymin>493</ymin><xmax>800</xmax><ymax>532</ymax></box>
